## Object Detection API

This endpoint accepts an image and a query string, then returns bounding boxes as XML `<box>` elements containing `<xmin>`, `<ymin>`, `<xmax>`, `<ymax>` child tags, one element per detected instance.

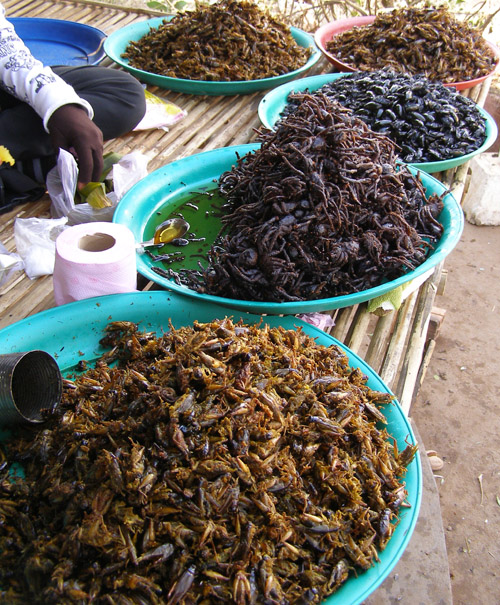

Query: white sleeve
<box><xmin>0</xmin><ymin>4</ymin><xmax>93</xmax><ymax>131</ymax></box>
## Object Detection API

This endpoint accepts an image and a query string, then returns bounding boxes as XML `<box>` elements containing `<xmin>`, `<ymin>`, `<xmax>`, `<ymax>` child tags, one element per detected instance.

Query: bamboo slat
<box><xmin>364</xmin><ymin>311</ymin><xmax>396</xmax><ymax>373</ymax></box>
<box><xmin>329</xmin><ymin>305</ymin><xmax>358</xmax><ymax>343</ymax></box>
<box><xmin>0</xmin><ymin>276</ymin><xmax>54</xmax><ymax>330</ymax></box>
<box><xmin>343</xmin><ymin>303</ymin><xmax>373</xmax><ymax>355</ymax></box>
<box><xmin>395</xmin><ymin>263</ymin><xmax>443</xmax><ymax>412</ymax></box>
<box><xmin>377</xmin><ymin>290</ymin><xmax>419</xmax><ymax>388</ymax></box>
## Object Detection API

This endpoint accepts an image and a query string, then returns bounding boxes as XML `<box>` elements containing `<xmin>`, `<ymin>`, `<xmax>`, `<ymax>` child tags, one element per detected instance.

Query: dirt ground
<box><xmin>412</xmin><ymin>219</ymin><xmax>500</xmax><ymax>605</ymax></box>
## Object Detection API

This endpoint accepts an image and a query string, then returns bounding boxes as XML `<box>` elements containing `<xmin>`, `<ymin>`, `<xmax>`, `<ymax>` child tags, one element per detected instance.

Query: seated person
<box><xmin>0</xmin><ymin>2</ymin><xmax>146</xmax><ymax>212</ymax></box>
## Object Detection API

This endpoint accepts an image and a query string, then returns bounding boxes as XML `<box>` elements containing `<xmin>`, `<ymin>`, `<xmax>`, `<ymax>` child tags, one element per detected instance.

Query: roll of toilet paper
<box><xmin>53</xmin><ymin>222</ymin><xmax>137</xmax><ymax>306</ymax></box>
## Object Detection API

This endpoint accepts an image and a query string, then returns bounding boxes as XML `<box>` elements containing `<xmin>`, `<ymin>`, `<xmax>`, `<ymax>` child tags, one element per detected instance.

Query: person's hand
<box><xmin>47</xmin><ymin>104</ymin><xmax>104</xmax><ymax>187</ymax></box>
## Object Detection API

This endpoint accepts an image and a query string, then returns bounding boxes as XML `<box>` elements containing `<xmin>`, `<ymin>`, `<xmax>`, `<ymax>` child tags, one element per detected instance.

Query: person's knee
<box><xmin>54</xmin><ymin>65</ymin><xmax>147</xmax><ymax>140</ymax></box>
<box><xmin>111</xmin><ymin>71</ymin><xmax>147</xmax><ymax>135</ymax></box>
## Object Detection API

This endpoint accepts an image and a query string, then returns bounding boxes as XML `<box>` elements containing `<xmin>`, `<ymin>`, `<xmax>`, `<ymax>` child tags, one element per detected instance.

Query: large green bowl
<box><xmin>113</xmin><ymin>144</ymin><xmax>464</xmax><ymax>315</ymax></box>
<box><xmin>258</xmin><ymin>73</ymin><xmax>498</xmax><ymax>173</ymax></box>
<box><xmin>0</xmin><ymin>290</ymin><xmax>422</xmax><ymax>605</ymax></box>
<box><xmin>104</xmin><ymin>17</ymin><xmax>321</xmax><ymax>95</ymax></box>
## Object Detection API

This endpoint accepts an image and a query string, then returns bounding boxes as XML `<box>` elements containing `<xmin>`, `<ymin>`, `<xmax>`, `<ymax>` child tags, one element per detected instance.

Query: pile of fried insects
<box><xmin>172</xmin><ymin>93</ymin><xmax>444</xmax><ymax>303</ymax></box>
<box><xmin>282</xmin><ymin>69</ymin><xmax>488</xmax><ymax>163</ymax></box>
<box><xmin>0</xmin><ymin>319</ymin><xmax>417</xmax><ymax>604</ymax></box>
<box><xmin>325</xmin><ymin>5</ymin><xmax>498</xmax><ymax>83</ymax></box>
<box><xmin>122</xmin><ymin>0</ymin><xmax>310</xmax><ymax>81</ymax></box>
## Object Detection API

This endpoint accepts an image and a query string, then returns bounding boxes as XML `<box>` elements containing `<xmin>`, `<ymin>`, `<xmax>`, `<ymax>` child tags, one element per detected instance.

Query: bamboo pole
<box><xmin>344</xmin><ymin>303</ymin><xmax>372</xmax><ymax>356</ymax></box>
<box><xmin>412</xmin><ymin>338</ymin><xmax>437</xmax><ymax>402</ymax></box>
<box><xmin>396</xmin><ymin>263</ymin><xmax>444</xmax><ymax>413</ymax></box>
<box><xmin>378</xmin><ymin>289</ymin><xmax>418</xmax><ymax>391</ymax></box>
<box><xmin>364</xmin><ymin>311</ymin><xmax>396</xmax><ymax>373</ymax></box>
<box><xmin>330</xmin><ymin>305</ymin><xmax>358</xmax><ymax>343</ymax></box>
<box><xmin>61</xmin><ymin>0</ymin><xmax>165</xmax><ymax>15</ymax></box>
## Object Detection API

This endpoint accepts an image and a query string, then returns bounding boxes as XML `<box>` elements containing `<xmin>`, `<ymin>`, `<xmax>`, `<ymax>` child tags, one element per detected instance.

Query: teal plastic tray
<box><xmin>258</xmin><ymin>73</ymin><xmax>498</xmax><ymax>173</ymax></box>
<box><xmin>0</xmin><ymin>290</ymin><xmax>422</xmax><ymax>605</ymax></box>
<box><xmin>104</xmin><ymin>17</ymin><xmax>321</xmax><ymax>95</ymax></box>
<box><xmin>113</xmin><ymin>144</ymin><xmax>464</xmax><ymax>315</ymax></box>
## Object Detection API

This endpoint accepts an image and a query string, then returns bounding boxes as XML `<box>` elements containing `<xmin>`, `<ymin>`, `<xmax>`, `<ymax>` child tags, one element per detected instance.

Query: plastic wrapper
<box><xmin>133</xmin><ymin>89</ymin><xmax>187</xmax><ymax>132</ymax></box>
<box><xmin>110</xmin><ymin>151</ymin><xmax>150</xmax><ymax>201</ymax></box>
<box><xmin>296</xmin><ymin>312</ymin><xmax>336</xmax><ymax>332</ymax></box>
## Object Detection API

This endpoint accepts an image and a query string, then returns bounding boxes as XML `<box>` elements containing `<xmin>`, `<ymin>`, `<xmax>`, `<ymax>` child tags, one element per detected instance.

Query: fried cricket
<box><xmin>122</xmin><ymin>0</ymin><xmax>310</xmax><ymax>82</ymax></box>
<box><xmin>0</xmin><ymin>319</ymin><xmax>416</xmax><ymax>604</ymax></box>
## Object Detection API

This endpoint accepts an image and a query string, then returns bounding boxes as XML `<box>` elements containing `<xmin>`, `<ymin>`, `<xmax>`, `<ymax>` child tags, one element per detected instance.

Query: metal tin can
<box><xmin>0</xmin><ymin>350</ymin><xmax>62</xmax><ymax>424</ymax></box>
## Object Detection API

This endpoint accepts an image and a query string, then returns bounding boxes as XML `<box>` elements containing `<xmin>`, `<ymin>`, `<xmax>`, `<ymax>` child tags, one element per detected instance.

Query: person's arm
<box><xmin>0</xmin><ymin>5</ymin><xmax>104</xmax><ymax>183</ymax></box>
<box><xmin>0</xmin><ymin>5</ymin><xmax>93</xmax><ymax>129</ymax></box>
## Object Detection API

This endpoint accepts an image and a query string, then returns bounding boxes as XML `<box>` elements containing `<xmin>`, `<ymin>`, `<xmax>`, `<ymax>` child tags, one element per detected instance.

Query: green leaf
<box><xmin>100</xmin><ymin>151</ymin><xmax>122</xmax><ymax>182</ymax></box>
<box><xmin>79</xmin><ymin>182</ymin><xmax>112</xmax><ymax>208</ymax></box>
<box><xmin>146</xmin><ymin>1</ymin><xmax>170</xmax><ymax>10</ymax></box>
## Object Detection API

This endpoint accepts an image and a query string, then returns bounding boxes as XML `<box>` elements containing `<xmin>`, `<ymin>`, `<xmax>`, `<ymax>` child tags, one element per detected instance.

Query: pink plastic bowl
<box><xmin>314</xmin><ymin>16</ymin><xmax>500</xmax><ymax>91</ymax></box>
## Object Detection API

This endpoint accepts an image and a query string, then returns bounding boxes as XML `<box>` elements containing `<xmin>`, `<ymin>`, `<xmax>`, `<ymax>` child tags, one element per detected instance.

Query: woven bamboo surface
<box><xmin>0</xmin><ymin>0</ymin><xmax>490</xmax><ymax>412</ymax></box>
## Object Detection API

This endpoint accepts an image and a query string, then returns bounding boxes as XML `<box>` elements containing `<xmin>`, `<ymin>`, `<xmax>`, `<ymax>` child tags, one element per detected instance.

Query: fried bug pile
<box><xmin>325</xmin><ymin>6</ymin><xmax>498</xmax><ymax>84</ymax></box>
<box><xmin>173</xmin><ymin>93</ymin><xmax>444</xmax><ymax>303</ymax></box>
<box><xmin>0</xmin><ymin>319</ymin><xmax>417</xmax><ymax>604</ymax></box>
<box><xmin>122</xmin><ymin>0</ymin><xmax>310</xmax><ymax>81</ymax></box>
<box><xmin>282</xmin><ymin>70</ymin><xmax>488</xmax><ymax>163</ymax></box>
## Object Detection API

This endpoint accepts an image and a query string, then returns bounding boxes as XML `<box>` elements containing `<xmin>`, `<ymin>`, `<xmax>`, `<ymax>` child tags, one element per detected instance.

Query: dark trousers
<box><xmin>0</xmin><ymin>65</ymin><xmax>146</xmax><ymax>210</ymax></box>
<box><xmin>0</xmin><ymin>65</ymin><xmax>146</xmax><ymax>160</ymax></box>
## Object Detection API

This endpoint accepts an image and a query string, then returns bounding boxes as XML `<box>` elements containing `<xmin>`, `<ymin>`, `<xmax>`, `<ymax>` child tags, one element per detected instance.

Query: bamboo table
<box><xmin>0</xmin><ymin>0</ymin><xmax>491</xmax><ymax>412</ymax></box>
<box><xmin>3</xmin><ymin>1</ymin><xmax>494</xmax><ymax>603</ymax></box>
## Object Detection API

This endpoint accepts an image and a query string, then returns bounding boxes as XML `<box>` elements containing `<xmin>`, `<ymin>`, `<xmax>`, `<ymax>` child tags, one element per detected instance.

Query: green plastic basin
<box><xmin>104</xmin><ymin>17</ymin><xmax>321</xmax><ymax>95</ymax></box>
<box><xmin>113</xmin><ymin>144</ymin><xmax>464</xmax><ymax>315</ymax></box>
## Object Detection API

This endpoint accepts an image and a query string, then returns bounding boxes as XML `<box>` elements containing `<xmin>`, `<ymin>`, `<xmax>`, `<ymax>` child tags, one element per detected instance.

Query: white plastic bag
<box><xmin>110</xmin><ymin>151</ymin><xmax>150</xmax><ymax>201</ymax></box>
<box><xmin>46</xmin><ymin>149</ymin><xmax>150</xmax><ymax>222</ymax></box>
<box><xmin>66</xmin><ymin>204</ymin><xmax>116</xmax><ymax>226</ymax></box>
<box><xmin>462</xmin><ymin>154</ymin><xmax>500</xmax><ymax>225</ymax></box>
<box><xmin>0</xmin><ymin>243</ymin><xmax>24</xmax><ymax>287</ymax></box>
<box><xmin>14</xmin><ymin>217</ymin><xmax>68</xmax><ymax>278</ymax></box>
<box><xmin>46</xmin><ymin>149</ymin><xmax>79</xmax><ymax>218</ymax></box>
